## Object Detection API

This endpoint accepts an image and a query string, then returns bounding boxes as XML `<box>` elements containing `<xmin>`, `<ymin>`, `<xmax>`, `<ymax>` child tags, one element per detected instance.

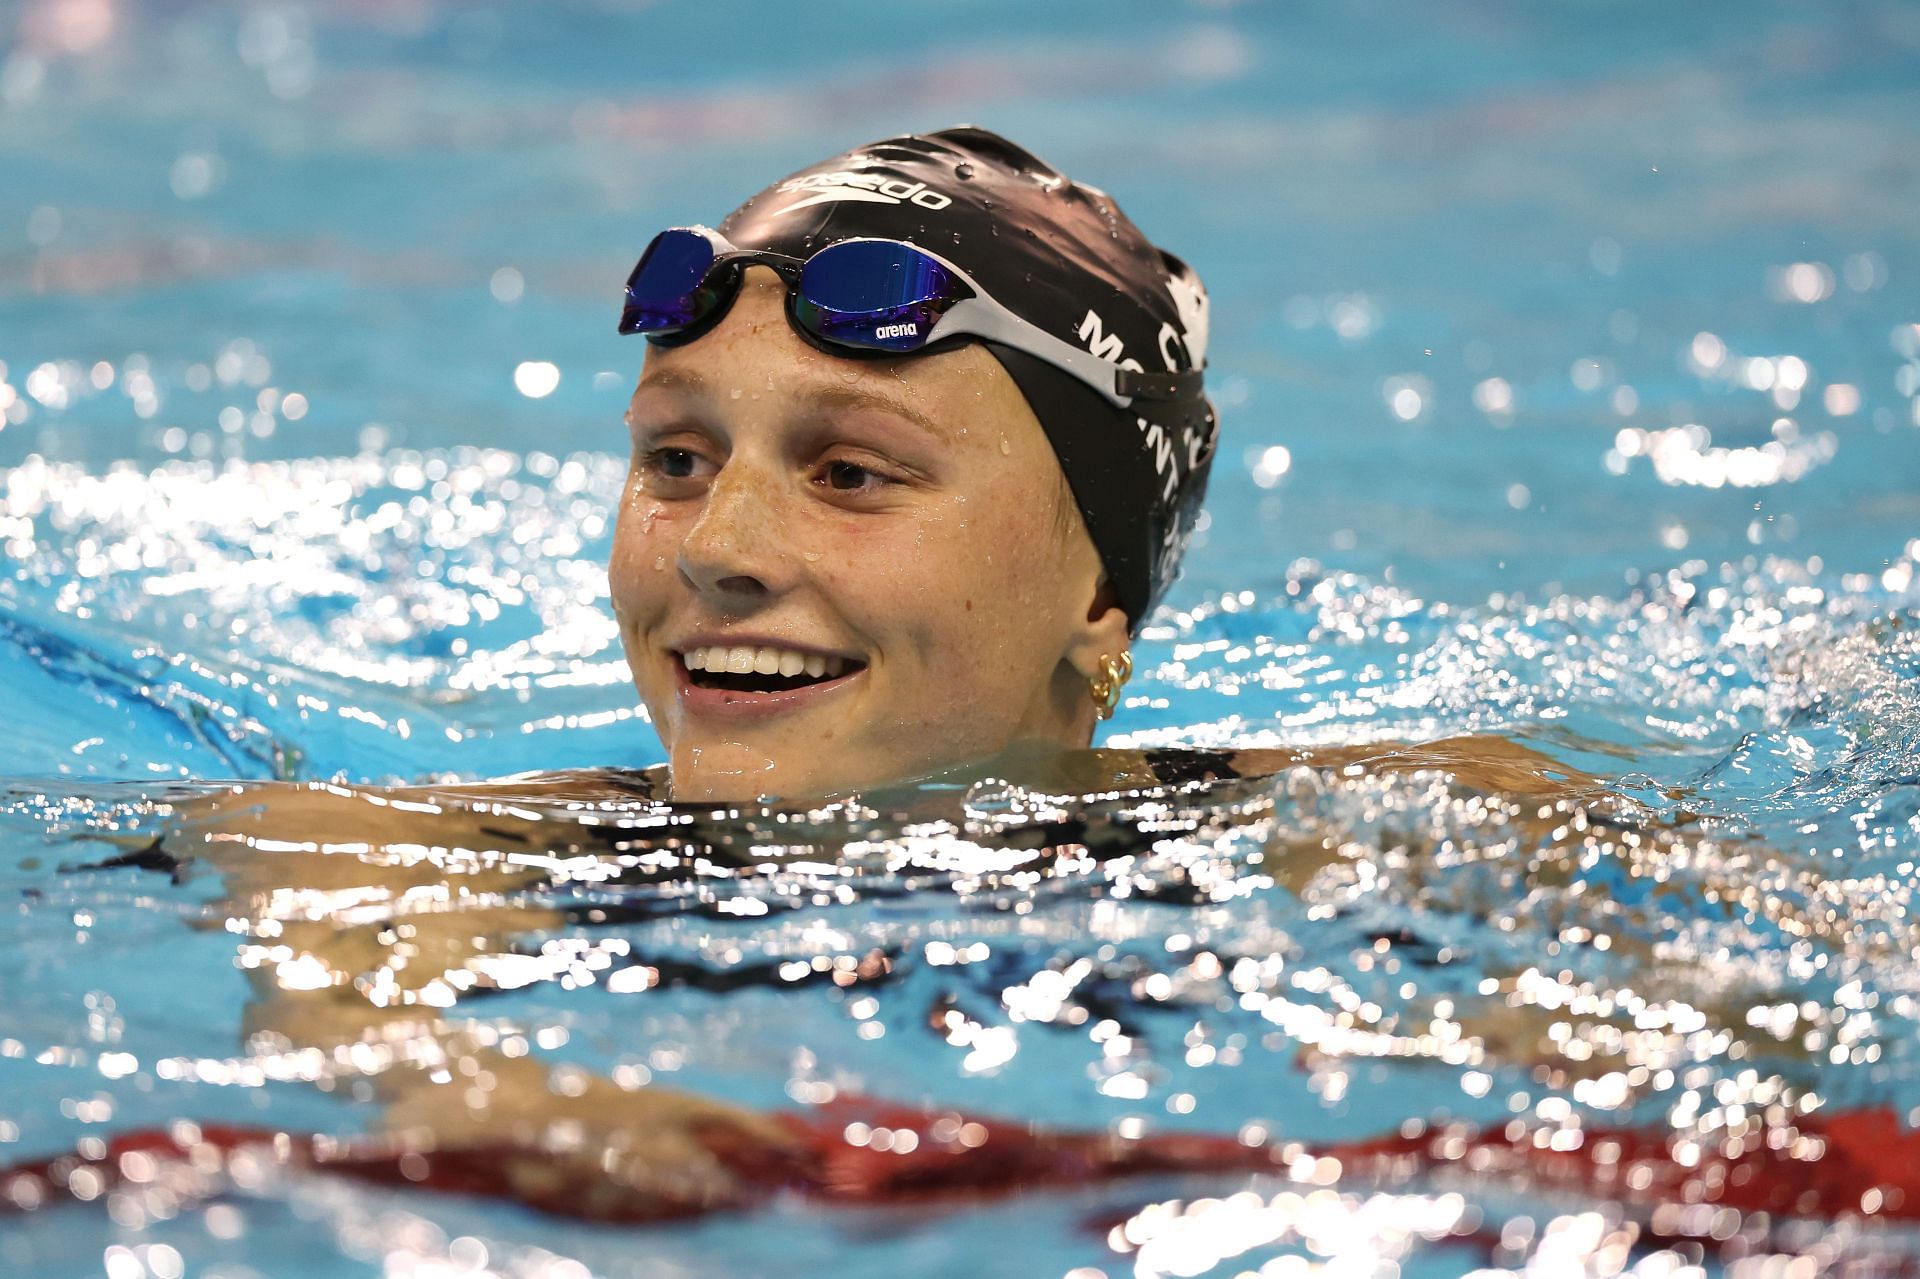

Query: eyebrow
<box><xmin>633</xmin><ymin>364</ymin><xmax>957</xmax><ymax>444</ymax></box>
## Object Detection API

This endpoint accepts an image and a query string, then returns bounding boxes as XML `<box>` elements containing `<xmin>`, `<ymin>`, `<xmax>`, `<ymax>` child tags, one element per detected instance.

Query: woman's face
<box><xmin>609</xmin><ymin>268</ymin><xmax>1129</xmax><ymax>801</ymax></box>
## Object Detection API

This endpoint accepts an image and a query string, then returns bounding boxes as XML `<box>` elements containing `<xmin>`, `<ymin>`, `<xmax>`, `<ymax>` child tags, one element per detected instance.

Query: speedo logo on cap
<box><xmin>775</xmin><ymin>170</ymin><xmax>954</xmax><ymax>214</ymax></box>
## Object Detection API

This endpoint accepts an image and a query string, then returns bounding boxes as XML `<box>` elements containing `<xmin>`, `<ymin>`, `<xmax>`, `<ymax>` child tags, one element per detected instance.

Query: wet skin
<box><xmin>608</xmin><ymin>266</ymin><xmax>1129</xmax><ymax>802</ymax></box>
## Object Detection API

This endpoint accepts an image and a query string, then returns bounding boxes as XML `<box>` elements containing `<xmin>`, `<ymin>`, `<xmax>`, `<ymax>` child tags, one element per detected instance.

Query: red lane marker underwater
<box><xmin>2</xmin><ymin>1104</ymin><xmax>1914</xmax><ymax>1229</ymax></box>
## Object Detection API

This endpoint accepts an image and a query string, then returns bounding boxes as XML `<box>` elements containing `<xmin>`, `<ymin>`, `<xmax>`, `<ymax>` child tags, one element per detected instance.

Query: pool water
<box><xmin>4</xmin><ymin>1</ymin><xmax>1920</xmax><ymax>1275</ymax></box>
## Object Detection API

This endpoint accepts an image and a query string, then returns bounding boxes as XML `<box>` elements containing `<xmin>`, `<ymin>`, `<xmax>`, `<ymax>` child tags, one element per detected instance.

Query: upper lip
<box><xmin>667</xmin><ymin>633</ymin><xmax>865</xmax><ymax>663</ymax></box>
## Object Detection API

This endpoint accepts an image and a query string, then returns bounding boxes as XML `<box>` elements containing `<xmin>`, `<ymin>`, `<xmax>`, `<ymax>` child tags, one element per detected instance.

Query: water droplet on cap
<box><xmin>955</xmin><ymin>163</ymin><xmax>975</xmax><ymax>180</ymax></box>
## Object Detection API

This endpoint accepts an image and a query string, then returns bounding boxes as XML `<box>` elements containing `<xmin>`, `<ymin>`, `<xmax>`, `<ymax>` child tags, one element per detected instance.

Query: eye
<box><xmin>654</xmin><ymin>447</ymin><xmax>700</xmax><ymax>479</ymax></box>
<box><xmin>635</xmin><ymin>443</ymin><xmax>717</xmax><ymax>493</ymax></box>
<box><xmin>810</xmin><ymin>449</ymin><xmax>914</xmax><ymax>502</ymax></box>
<box><xmin>825</xmin><ymin>460</ymin><xmax>879</xmax><ymax>491</ymax></box>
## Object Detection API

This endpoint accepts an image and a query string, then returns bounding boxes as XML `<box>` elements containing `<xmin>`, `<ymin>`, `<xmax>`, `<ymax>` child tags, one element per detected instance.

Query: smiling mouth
<box><xmin>678</xmin><ymin>644</ymin><xmax>865</xmax><ymax>695</ymax></box>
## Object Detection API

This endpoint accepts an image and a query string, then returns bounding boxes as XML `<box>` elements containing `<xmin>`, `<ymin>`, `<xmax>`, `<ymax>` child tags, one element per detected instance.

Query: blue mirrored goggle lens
<box><xmin>793</xmin><ymin>240</ymin><xmax>966</xmax><ymax>354</ymax></box>
<box><xmin>620</xmin><ymin>230</ymin><xmax>721</xmax><ymax>334</ymax></box>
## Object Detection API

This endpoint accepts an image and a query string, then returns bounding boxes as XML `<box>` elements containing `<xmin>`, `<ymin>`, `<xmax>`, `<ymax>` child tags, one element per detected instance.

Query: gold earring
<box><xmin>1088</xmin><ymin>651</ymin><xmax>1133</xmax><ymax>721</ymax></box>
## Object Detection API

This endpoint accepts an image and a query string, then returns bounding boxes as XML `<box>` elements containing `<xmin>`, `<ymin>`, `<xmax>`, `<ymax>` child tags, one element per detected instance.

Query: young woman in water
<box><xmin>37</xmin><ymin>129</ymin><xmax>1887</xmax><ymax>1251</ymax></box>
<box><xmin>600</xmin><ymin>126</ymin><xmax>1573</xmax><ymax>803</ymax></box>
<box><xmin>133</xmin><ymin>125</ymin><xmax>1590</xmax><ymax>905</ymax></box>
<box><xmin>608</xmin><ymin>125</ymin><xmax>1215</xmax><ymax>800</ymax></box>
<box><xmin>62</xmin><ymin>126</ymin><xmax>1723</xmax><ymax>1233</ymax></box>
<box><xmin>160</xmin><ymin>126</ymin><xmax>1575</xmax><ymax>817</ymax></box>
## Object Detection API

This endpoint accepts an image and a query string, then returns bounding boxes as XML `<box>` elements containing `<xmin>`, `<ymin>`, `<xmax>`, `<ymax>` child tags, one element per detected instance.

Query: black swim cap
<box><xmin>716</xmin><ymin>126</ymin><xmax>1218</xmax><ymax>628</ymax></box>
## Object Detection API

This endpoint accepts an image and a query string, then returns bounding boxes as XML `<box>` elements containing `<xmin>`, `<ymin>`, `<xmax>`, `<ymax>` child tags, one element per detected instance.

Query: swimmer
<box><xmin>473</xmin><ymin>126</ymin><xmax>1561</xmax><ymax>805</ymax></box>
<box><xmin>593</xmin><ymin>127</ymin><xmax>1589</xmax><ymax>802</ymax></box>
<box><xmin>29</xmin><ymin>130</ymin><xmax>1904</xmax><ymax>1263</ymax></box>
<box><xmin>123</xmin><ymin>125</ymin><xmax>1602</xmax><ymax>861</ymax></box>
<box><xmin>61</xmin><ymin>127</ymin><xmax>1708</xmax><ymax>1236</ymax></box>
<box><xmin>608</xmin><ymin>126</ymin><xmax>1217</xmax><ymax>800</ymax></box>
<box><xmin>130</xmin><ymin>126</ymin><xmax>1577</xmax><ymax>810</ymax></box>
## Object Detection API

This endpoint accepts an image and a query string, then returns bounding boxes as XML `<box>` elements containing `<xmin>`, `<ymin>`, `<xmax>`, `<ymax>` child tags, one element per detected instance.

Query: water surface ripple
<box><xmin>6</xmin><ymin>0</ymin><xmax>1920</xmax><ymax>1273</ymax></box>
<box><xmin>2</xmin><ymin>453</ymin><xmax>1919</xmax><ymax>1276</ymax></box>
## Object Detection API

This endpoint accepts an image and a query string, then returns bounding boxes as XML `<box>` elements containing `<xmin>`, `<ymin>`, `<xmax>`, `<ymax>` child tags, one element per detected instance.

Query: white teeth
<box><xmin>678</xmin><ymin>644</ymin><xmax>857</xmax><ymax>684</ymax></box>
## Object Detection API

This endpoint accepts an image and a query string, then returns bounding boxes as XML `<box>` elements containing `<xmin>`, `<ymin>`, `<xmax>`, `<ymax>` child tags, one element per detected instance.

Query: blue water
<box><xmin>4</xmin><ymin>1</ymin><xmax>1920</xmax><ymax>1275</ymax></box>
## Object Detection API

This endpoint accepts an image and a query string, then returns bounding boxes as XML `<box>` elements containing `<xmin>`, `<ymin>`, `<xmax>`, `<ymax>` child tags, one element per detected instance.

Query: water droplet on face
<box><xmin>999</xmin><ymin>437</ymin><xmax>1012</xmax><ymax>455</ymax></box>
<box><xmin>803</xmin><ymin>550</ymin><xmax>822</xmax><ymax>562</ymax></box>
<box><xmin>730</xmin><ymin>387</ymin><xmax>743</xmax><ymax>400</ymax></box>
<box><xmin>653</xmin><ymin>555</ymin><xmax>666</xmax><ymax>571</ymax></box>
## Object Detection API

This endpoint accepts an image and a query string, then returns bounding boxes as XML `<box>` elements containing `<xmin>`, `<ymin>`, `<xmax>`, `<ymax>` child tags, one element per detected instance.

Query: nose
<box><xmin>675</xmin><ymin>459</ymin><xmax>792</xmax><ymax>605</ymax></box>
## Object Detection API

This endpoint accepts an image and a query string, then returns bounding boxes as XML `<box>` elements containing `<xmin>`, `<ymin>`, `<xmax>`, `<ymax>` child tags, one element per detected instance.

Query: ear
<box><xmin>1064</xmin><ymin>577</ymin><xmax>1133</xmax><ymax>686</ymax></box>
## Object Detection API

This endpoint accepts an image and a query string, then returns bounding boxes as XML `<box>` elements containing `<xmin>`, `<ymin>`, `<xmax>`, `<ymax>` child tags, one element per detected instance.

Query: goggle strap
<box><xmin>934</xmin><ymin>294</ymin><xmax>1200</xmax><ymax>409</ymax></box>
<box><xmin>1115</xmin><ymin>367</ymin><xmax>1205</xmax><ymax>401</ymax></box>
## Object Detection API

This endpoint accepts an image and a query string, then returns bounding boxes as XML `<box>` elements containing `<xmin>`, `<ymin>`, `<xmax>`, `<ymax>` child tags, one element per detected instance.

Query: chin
<box><xmin>663</xmin><ymin>732</ymin><xmax>937</xmax><ymax>803</ymax></box>
<box><xmin>660</xmin><ymin>735</ymin><xmax>840</xmax><ymax>802</ymax></box>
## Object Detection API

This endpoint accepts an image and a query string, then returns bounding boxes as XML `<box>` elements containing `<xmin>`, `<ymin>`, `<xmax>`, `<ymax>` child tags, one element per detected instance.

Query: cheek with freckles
<box><xmin>608</xmin><ymin>491</ymin><xmax>688</xmax><ymax>715</ymax></box>
<box><xmin>610</xmin><ymin>479</ymin><xmax>662</xmax><ymax>578</ymax></box>
<box><xmin>823</xmin><ymin>488</ymin><xmax>1077</xmax><ymax>745</ymax></box>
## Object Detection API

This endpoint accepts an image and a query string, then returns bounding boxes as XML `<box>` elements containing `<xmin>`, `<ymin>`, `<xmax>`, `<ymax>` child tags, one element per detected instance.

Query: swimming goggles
<box><xmin>618</xmin><ymin>226</ymin><xmax>1200</xmax><ymax>409</ymax></box>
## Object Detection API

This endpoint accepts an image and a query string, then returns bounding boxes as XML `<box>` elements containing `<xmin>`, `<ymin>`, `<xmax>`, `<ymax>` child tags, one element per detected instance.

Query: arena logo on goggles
<box><xmin>774</xmin><ymin>171</ymin><xmax>954</xmax><ymax>213</ymax></box>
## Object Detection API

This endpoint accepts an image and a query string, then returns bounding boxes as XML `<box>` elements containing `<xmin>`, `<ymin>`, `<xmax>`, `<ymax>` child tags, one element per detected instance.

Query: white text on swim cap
<box><xmin>1075</xmin><ymin>310</ymin><xmax>1147</xmax><ymax>373</ymax></box>
<box><xmin>775</xmin><ymin>171</ymin><xmax>954</xmax><ymax>214</ymax></box>
<box><xmin>1164</xmin><ymin>273</ymin><xmax>1210</xmax><ymax>368</ymax></box>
